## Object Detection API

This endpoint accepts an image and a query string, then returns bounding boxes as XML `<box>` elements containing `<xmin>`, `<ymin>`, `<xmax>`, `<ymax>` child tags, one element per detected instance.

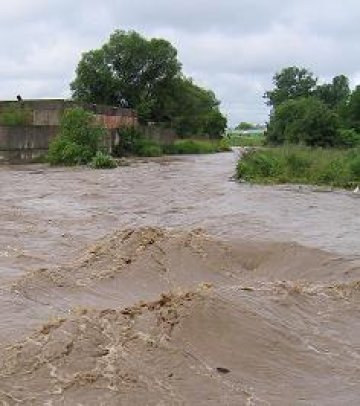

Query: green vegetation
<box><xmin>264</xmin><ymin>67</ymin><xmax>318</xmax><ymax>109</ymax></box>
<box><xmin>236</xmin><ymin>66</ymin><xmax>360</xmax><ymax>189</ymax></box>
<box><xmin>264</xmin><ymin>67</ymin><xmax>360</xmax><ymax>148</ymax></box>
<box><xmin>266</xmin><ymin>97</ymin><xmax>340</xmax><ymax>147</ymax></box>
<box><xmin>113</xmin><ymin>126</ymin><xmax>162</xmax><ymax>157</ymax></box>
<box><xmin>112</xmin><ymin>126</ymin><xmax>142</xmax><ymax>157</ymax></box>
<box><xmin>237</xmin><ymin>146</ymin><xmax>360</xmax><ymax>189</ymax></box>
<box><xmin>134</xmin><ymin>138</ymin><xmax>163</xmax><ymax>157</ymax></box>
<box><xmin>0</xmin><ymin>105</ymin><xmax>32</xmax><ymax>126</ymax></box>
<box><xmin>164</xmin><ymin>138</ymin><xmax>230</xmax><ymax>155</ymax></box>
<box><xmin>344</xmin><ymin>85</ymin><xmax>360</xmax><ymax>132</ymax></box>
<box><xmin>227</xmin><ymin>134</ymin><xmax>265</xmax><ymax>147</ymax></box>
<box><xmin>48</xmin><ymin>108</ymin><xmax>106</xmax><ymax>166</ymax></box>
<box><xmin>236</xmin><ymin>122</ymin><xmax>254</xmax><ymax>131</ymax></box>
<box><xmin>90</xmin><ymin>151</ymin><xmax>117</xmax><ymax>169</ymax></box>
<box><xmin>113</xmin><ymin>126</ymin><xmax>230</xmax><ymax>157</ymax></box>
<box><xmin>71</xmin><ymin>29</ymin><xmax>226</xmax><ymax>138</ymax></box>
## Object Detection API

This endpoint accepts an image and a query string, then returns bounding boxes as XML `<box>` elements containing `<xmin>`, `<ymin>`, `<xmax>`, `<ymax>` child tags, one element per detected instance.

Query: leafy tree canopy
<box><xmin>71</xmin><ymin>30</ymin><xmax>226</xmax><ymax>137</ymax></box>
<box><xmin>264</xmin><ymin>66</ymin><xmax>317</xmax><ymax>108</ymax></box>
<box><xmin>314</xmin><ymin>75</ymin><xmax>350</xmax><ymax>109</ymax></box>
<box><xmin>342</xmin><ymin>85</ymin><xmax>360</xmax><ymax>131</ymax></box>
<box><xmin>264</xmin><ymin>66</ymin><xmax>360</xmax><ymax>148</ymax></box>
<box><xmin>236</xmin><ymin>122</ymin><xmax>254</xmax><ymax>131</ymax></box>
<box><xmin>266</xmin><ymin>97</ymin><xmax>340</xmax><ymax>147</ymax></box>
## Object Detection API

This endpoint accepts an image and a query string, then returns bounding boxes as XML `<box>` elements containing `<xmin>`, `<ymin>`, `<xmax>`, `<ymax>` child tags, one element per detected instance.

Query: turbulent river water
<box><xmin>0</xmin><ymin>151</ymin><xmax>359</xmax><ymax>405</ymax></box>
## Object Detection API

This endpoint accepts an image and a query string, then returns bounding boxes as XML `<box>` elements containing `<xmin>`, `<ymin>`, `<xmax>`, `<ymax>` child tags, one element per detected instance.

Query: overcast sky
<box><xmin>1</xmin><ymin>0</ymin><xmax>360</xmax><ymax>126</ymax></box>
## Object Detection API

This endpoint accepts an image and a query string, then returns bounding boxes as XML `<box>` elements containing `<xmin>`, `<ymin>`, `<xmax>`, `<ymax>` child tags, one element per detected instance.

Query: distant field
<box><xmin>163</xmin><ymin>138</ymin><xmax>231</xmax><ymax>154</ymax></box>
<box><xmin>226</xmin><ymin>133</ymin><xmax>265</xmax><ymax>147</ymax></box>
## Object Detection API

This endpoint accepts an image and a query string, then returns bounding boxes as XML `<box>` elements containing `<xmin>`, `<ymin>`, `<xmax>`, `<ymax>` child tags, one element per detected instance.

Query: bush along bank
<box><xmin>114</xmin><ymin>126</ymin><xmax>231</xmax><ymax>157</ymax></box>
<box><xmin>49</xmin><ymin>114</ymin><xmax>231</xmax><ymax>166</ymax></box>
<box><xmin>90</xmin><ymin>151</ymin><xmax>117</xmax><ymax>169</ymax></box>
<box><xmin>236</xmin><ymin>146</ymin><xmax>360</xmax><ymax>189</ymax></box>
<box><xmin>163</xmin><ymin>138</ymin><xmax>231</xmax><ymax>155</ymax></box>
<box><xmin>48</xmin><ymin>108</ymin><xmax>115</xmax><ymax>168</ymax></box>
<box><xmin>113</xmin><ymin>126</ymin><xmax>163</xmax><ymax>157</ymax></box>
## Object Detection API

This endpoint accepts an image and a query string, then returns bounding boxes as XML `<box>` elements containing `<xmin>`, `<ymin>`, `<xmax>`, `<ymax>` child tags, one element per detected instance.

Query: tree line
<box><xmin>71</xmin><ymin>30</ymin><xmax>227</xmax><ymax>138</ymax></box>
<box><xmin>264</xmin><ymin>66</ymin><xmax>360</xmax><ymax>147</ymax></box>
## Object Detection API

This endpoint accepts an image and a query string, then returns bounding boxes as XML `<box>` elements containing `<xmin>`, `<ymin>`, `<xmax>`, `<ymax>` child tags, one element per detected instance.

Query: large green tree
<box><xmin>264</xmin><ymin>66</ymin><xmax>317</xmax><ymax>108</ymax></box>
<box><xmin>314</xmin><ymin>75</ymin><xmax>350</xmax><ymax>109</ymax></box>
<box><xmin>266</xmin><ymin>97</ymin><xmax>340</xmax><ymax>147</ymax></box>
<box><xmin>154</xmin><ymin>77</ymin><xmax>226</xmax><ymax>137</ymax></box>
<box><xmin>71</xmin><ymin>30</ymin><xmax>181</xmax><ymax>118</ymax></box>
<box><xmin>263</xmin><ymin>67</ymin><xmax>360</xmax><ymax>148</ymax></box>
<box><xmin>71</xmin><ymin>30</ymin><xmax>226</xmax><ymax>137</ymax></box>
<box><xmin>342</xmin><ymin>85</ymin><xmax>360</xmax><ymax>131</ymax></box>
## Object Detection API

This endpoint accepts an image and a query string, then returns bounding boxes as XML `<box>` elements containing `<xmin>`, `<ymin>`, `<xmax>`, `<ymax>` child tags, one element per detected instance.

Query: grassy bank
<box><xmin>115</xmin><ymin>138</ymin><xmax>230</xmax><ymax>157</ymax></box>
<box><xmin>226</xmin><ymin>134</ymin><xmax>265</xmax><ymax>147</ymax></box>
<box><xmin>236</xmin><ymin>146</ymin><xmax>360</xmax><ymax>189</ymax></box>
<box><xmin>163</xmin><ymin>138</ymin><xmax>230</xmax><ymax>155</ymax></box>
<box><xmin>115</xmin><ymin>127</ymin><xmax>231</xmax><ymax>157</ymax></box>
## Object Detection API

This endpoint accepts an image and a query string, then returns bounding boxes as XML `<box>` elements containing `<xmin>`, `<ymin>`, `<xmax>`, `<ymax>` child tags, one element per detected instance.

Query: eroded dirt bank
<box><xmin>0</xmin><ymin>153</ymin><xmax>359</xmax><ymax>405</ymax></box>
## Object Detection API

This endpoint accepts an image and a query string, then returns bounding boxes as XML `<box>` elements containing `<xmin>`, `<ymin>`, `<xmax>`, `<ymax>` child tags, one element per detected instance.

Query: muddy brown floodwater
<box><xmin>0</xmin><ymin>151</ymin><xmax>359</xmax><ymax>405</ymax></box>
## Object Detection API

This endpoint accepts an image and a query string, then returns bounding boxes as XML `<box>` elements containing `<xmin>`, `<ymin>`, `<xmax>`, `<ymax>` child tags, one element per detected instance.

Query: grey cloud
<box><xmin>1</xmin><ymin>0</ymin><xmax>360</xmax><ymax>125</ymax></box>
<box><xmin>110</xmin><ymin>0</ymin><xmax>282</xmax><ymax>34</ymax></box>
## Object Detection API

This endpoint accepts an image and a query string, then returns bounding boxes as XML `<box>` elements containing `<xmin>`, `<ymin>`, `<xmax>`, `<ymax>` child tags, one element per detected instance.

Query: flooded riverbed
<box><xmin>0</xmin><ymin>152</ymin><xmax>359</xmax><ymax>405</ymax></box>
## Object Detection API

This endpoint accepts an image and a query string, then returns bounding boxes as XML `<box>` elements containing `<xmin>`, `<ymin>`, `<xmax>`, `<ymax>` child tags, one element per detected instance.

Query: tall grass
<box><xmin>164</xmin><ymin>138</ymin><xmax>230</xmax><ymax>155</ymax></box>
<box><xmin>226</xmin><ymin>134</ymin><xmax>265</xmax><ymax>147</ymax></box>
<box><xmin>237</xmin><ymin>146</ymin><xmax>360</xmax><ymax>189</ymax></box>
<box><xmin>90</xmin><ymin>151</ymin><xmax>117</xmax><ymax>169</ymax></box>
<box><xmin>114</xmin><ymin>125</ymin><xmax>231</xmax><ymax>157</ymax></box>
<box><xmin>133</xmin><ymin>138</ymin><xmax>163</xmax><ymax>157</ymax></box>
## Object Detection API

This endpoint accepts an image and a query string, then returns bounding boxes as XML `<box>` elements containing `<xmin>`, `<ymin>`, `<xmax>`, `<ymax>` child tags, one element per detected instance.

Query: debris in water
<box><xmin>216</xmin><ymin>367</ymin><xmax>231</xmax><ymax>374</ymax></box>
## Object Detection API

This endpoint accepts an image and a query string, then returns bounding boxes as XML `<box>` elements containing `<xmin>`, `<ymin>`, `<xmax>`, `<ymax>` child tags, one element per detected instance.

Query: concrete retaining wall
<box><xmin>0</xmin><ymin>124</ymin><xmax>177</xmax><ymax>164</ymax></box>
<box><xmin>0</xmin><ymin>99</ymin><xmax>140</xmax><ymax>163</ymax></box>
<box><xmin>0</xmin><ymin>99</ymin><xmax>138</xmax><ymax>127</ymax></box>
<box><xmin>0</xmin><ymin>125</ymin><xmax>121</xmax><ymax>164</ymax></box>
<box><xmin>0</xmin><ymin>126</ymin><xmax>58</xmax><ymax>163</ymax></box>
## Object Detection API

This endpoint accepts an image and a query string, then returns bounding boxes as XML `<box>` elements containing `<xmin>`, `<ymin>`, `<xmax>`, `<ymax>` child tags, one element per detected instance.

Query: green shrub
<box><xmin>285</xmin><ymin>151</ymin><xmax>312</xmax><ymax>175</ymax></box>
<box><xmin>133</xmin><ymin>138</ymin><xmax>163</xmax><ymax>157</ymax></box>
<box><xmin>226</xmin><ymin>134</ymin><xmax>265</xmax><ymax>147</ymax></box>
<box><xmin>236</xmin><ymin>146</ymin><xmax>360</xmax><ymax>188</ymax></box>
<box><xmin>113</xmin><ymin>128</ymin><xmax>230</xmax><ymax>157</ymax></box>
<box><xmin>49</xmin><ymin>139</ymin><xmax>93</xmax><ymax>166</ymax></box>
<box><xmin>0</xmin><ymin>106</ymin><xmax>32</xmax><ymax>126</ymax></box>
<box><xmin>174</xmin><ymin>140</ymin><xmax>213</xmax><ymax>154</ymax></box>
<box><xmin>165</xmin><ymin>139</ymin><xmax>229</xmax><ymax>155</ymax></box>
<box><xmin>237</xmin><ymin>151</ymin><xmax>281</xmax><ymax>180</ymax></box>
<box><xmin>266</xmin><ymin>97</ymin><xmax>339</xmax><ymax>147</ymax></box>
<box><xmin>217</xmin><ymin>138</ymin><xmax>231</xmax><ymax>151</ymax></box>
<box><xmin>337</xmin><ymin>129</ymin><xmax>360</xmax><ymax>148</ymax></box>
<box><xmin>313</xmin><ymin>159</ymin><xmax>347</xmax><ymax>184</ymax></box>
<box><xmin>113</xmin><ymin>126</ymin><xmax>163</xmax><ymax>157</ymax></box>
<box><xmin>90</xmin><ymin>151</ymin><xmax>117</xmax><ymax>169</ymax></box>
<box><xmin>48</xmin><ymin>108</ymin><xmax>105</xmax><ymax>165</ymax></box>
<box><xmin>113</xmin><ymin>126</ymin><xmax>142</xmax><ymax>157</ymax></box>
<box><xmin>349</xmin><ymin>154</ymin><xmax>360</xmax><ymax>178</ymax></box>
